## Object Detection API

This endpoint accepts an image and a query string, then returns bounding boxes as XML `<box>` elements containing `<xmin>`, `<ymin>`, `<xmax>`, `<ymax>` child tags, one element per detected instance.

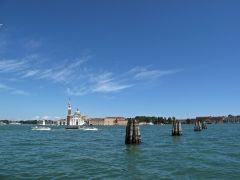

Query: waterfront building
<box><xmin>223</xmin><ymin>115</ymin><xmax>240</xmax><ymax>123</ymax></box>
<box><xmin>115</xmin><ymin>117</ymin><xmax>128</xmax><ymax>126</ymax></box>
<box><xmin>196</xmin><ymin>116</ymin><xmax>225</xmax><ymax>124</ymax></box>
<box><xmin>57</xmin><ymin>101</ymin><xmax>85</xmax><ymax>126</ymax></box>
<box><xmin>88</xmin><ymin>117</ymin><xmax>127</xmax><ymax>126</ymax></box>
<box><xmin>88</xmin><ymin>118</ymin><xmax>104</xmax><ymax>126</ymax></box>
<box><xmin>104</xmin><ymin>117</ymin><xmax>116</xmax><ymax>126</ymax></box>
<box><xmin>57</xmin><ymin>119</ymin><xmax>66</xmax><ymax>125</ymax></box>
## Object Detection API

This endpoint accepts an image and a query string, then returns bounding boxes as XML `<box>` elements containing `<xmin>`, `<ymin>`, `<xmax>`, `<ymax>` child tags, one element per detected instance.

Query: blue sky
<box><xmin>0</xmin><ymin>0</ymin><xmax>240</xmax><ymax>120</ymax></box>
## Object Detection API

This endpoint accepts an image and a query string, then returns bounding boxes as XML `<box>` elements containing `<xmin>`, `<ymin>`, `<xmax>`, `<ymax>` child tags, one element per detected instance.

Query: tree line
<box><xmin>127</xmin><ymin>116</ymin><xmax>177</xmax><ymax>124</ymax></box>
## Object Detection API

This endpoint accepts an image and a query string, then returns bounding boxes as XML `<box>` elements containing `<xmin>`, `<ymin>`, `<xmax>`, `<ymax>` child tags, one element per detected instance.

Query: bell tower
<box><xmin>67</xmin><ymin>99</ymin><xmax>72</xmax><ymax>125</ymax></box>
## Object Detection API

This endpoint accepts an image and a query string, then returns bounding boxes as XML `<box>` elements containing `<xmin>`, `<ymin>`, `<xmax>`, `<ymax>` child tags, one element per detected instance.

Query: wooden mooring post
<box><xmin>125</xmin><ymin>119</ymin><xmax>141</xmax><ymax>144</ymax></box>
<box><xmin>201</xmin><ymin>121</ymin><xmax>207</xmax><ymax>129</ymax></box>
<box><xmin>194</xmin><ymin>120</ymin><xmax>202</xmax><ymax>131</ymax></box>
<box><xmin>172</xmin><ymin>120</ymin><xmax>182</xmax><ymax>136</ymax></box>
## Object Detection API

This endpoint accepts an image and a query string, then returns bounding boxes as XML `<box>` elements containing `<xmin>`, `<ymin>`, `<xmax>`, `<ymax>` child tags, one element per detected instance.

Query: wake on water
<box><xmin>80</xmin><ymin>127</ymin><xmax>98</xmax><ymax>131</ymax></box>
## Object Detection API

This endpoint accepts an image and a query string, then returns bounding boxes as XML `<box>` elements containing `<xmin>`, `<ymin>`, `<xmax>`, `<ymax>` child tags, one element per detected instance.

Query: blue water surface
<box><xmin>0</xmin><ymin>124</ymin><xmax>239</xmax><ymax>179</ymax></box>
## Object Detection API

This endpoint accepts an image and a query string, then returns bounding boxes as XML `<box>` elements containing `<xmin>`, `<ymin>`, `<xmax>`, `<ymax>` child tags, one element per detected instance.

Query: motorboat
<box><xmin>81</xmin><ymin>127</ymin><xmax>98</xmax><ymax>131</ymax></box>
<box><xmin>139</xmin><ymin>122</ymin><xmax>154</xmax><ymax>125</ymax></box>
<box><xmin>32</xmin><ymin>126</ymin><xmax>51</xmax><ymax>131</ymax></box>
<box><xmin>9</xmin><ymin>122</ymin><xmax>21</xmax><ymax>125</ymax></box>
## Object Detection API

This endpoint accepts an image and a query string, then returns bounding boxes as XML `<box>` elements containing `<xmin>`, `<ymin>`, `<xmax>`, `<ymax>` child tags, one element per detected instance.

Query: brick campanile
<box><xmin>66</xmin><ymin>100</ymin><xmax>72</xmax><ymax>125</ymax></box>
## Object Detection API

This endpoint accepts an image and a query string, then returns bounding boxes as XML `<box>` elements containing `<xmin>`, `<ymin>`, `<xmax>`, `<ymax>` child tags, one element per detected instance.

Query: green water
<box><xmin>0</xmin><ymin>124</ymin><xmax>239</xmax><ymax>179</ymax></box>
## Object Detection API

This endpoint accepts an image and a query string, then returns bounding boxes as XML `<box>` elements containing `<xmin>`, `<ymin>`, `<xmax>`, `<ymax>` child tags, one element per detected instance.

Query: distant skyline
<box><xmin>1</xmin><ymin>0</ymin><xmax>240</xmax><ymax>120</ymax></box>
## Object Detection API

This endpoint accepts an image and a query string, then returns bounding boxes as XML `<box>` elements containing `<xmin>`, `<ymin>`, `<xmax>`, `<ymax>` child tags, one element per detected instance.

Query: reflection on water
<box><xmin>172</xmin><ymin>136</ymin><xmax>182</xmax><ymax>143</ymax></box>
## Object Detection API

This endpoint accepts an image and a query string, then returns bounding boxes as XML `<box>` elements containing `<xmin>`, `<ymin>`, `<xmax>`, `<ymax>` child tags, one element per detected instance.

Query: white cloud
<box><xmin>66</xmin><ymin>71</ymin><xmax>133</xmax><ymax>96</ymax></box>
<box><xmin>0</xmin><ymin>83</ymin><xmax>29</xmax><ymax>96</ymax></box>
<box><xmin>0</xmin><ymin>56</ymin><xmax>90</xmax><ymax>83</ymax></box>
<box><xmin>130</xmin><ymin>67</ymin><xmax>182</xmax><ymax>80</ymax></box>
<box><xmin>0</xmin><ymin>54</ymin><xmax>182</xmax><ymax>96</ymax></box>
<box><xmin>88</xmin><ymin>72</ymin><xmax>132</xmax><ymax>93</ymax></box>
<box><xmin>92</xmin><ymin>77</ymin><xmax>132</xmax><ymax>93</ymax></box>
<box><xmin>36</xmin><ymin>58</ymin><xmax>88</xmax><ymax>83</ymax></box>
<box><xmin>66</xmin><ymin>66</ymin><xmax>182</xmax><ymax>96</ymax></box>
<box><xmin>66</xmin><ymin>87</ymin><xmax>89</xmax><ymax>96</ymax></box>
<box><xmin>93</xmin><ymin>83</ymin><xmax>132</xmax><ymax>93</ymax></box>
<box><xmin>22</xmin><ymin>70</ymin><xmax>39</xmax><ymax>77</ymax></box>
<box><xmin>0</xmin><ymin>59</ymin><xmax>27</xmax><ymax>73</ymax></box>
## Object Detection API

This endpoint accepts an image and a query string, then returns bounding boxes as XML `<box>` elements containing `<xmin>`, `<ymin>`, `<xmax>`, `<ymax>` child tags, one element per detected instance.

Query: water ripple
<box><xmin>0</xmin><ymin>124</ymin><xmax>240</xmax><ymax>179</ymax></box>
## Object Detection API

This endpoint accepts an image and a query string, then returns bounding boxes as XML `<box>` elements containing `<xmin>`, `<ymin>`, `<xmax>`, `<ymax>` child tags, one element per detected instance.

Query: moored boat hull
<box><xmin>65</xmin><ymin>125</ymin><xmax>79</xmax><ymax>129</ymax></box>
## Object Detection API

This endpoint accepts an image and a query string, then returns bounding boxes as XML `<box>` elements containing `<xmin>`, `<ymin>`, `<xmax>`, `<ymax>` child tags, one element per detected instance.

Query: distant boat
<box><xmin>139</xmin><ymin>122</ymin><xmax>154</xmax><ymax>125</ymax></box>
<box><xmin>32</xmin><ymin>126</ymin><xmax>51</xmax><ymax>131</ymax></box>
<box><xmin>9</xmin><ymin>122</ymin><xmax>21</xmax><ymax>125</ymax></box>
<box><xmin>82</xmin><ymin>127</ymin><xmax>98</xmax><ymax>131</ymax></box>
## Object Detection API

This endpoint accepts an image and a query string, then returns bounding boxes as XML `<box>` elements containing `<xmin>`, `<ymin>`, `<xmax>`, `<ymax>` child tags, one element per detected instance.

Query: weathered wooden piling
<box><xmin>201</xmin><ymin>121</ymin><xmax>207</xmax><ymax>129</ymax></box>
<box><xmin>172</xmin><ymin>120</ymin><xmax>182</xmax><ymax>136</ymax></box>
<box><xmin>125</xmin><ymin>119</ymin><xmax>141</xmax><ymax>144</ymax></box>
<box><xmin>194</xmin><ymin>120</ymin><xmax>202</xmax><ymax>131</ymax></box>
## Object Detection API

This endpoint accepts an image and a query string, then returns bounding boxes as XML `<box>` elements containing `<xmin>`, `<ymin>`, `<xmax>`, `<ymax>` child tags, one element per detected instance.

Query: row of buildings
<box><xmin>87</xmin><ymin>117</ymin><xmax>127</xmax><ymax>126</ymax></box>
<box><xmin>55</xmin><ymin>101</ymin><xmax>240</xmax><ymax>126</ymax></box>
<box><xmin>56</xmin><ymin>101</ymin><xmax>128</xmax><ymax>126</ymax></box>
<box><xmin>57</xmin><ymin>117</ymin><xmax>128</xmax><ymax>126</ymax></box>
<box><xmin>182</xmin><ymin>115</ymin><xmax>240</xmax><ymax>124</ymax></box>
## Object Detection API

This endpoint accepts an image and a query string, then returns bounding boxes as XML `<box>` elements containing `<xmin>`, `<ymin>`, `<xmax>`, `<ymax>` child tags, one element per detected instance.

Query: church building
<box><xmin>66</xmin><ymin>100</ymin><xmax>85</xmax><ymax>126</ymax></box>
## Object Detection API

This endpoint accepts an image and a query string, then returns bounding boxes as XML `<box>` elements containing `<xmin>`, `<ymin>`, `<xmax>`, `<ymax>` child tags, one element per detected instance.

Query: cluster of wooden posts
<box><xmin>172</xmin><ymin>120</ymin><xmax>182</xmax><ymax>136</ymax></box>
<box><xmin>194</xmin><ymin>120</ymin><xmax>208</xmax><ymax>131</ymax></box>
<box><xmin>125</xmin><ymin>119</ymin><xmax>208</xmax><ymax>144</ymax></box>
<box><xmin>125</xmin><ymin>119</ymin><xmax>141</xmax><ymax>144</ymax></box>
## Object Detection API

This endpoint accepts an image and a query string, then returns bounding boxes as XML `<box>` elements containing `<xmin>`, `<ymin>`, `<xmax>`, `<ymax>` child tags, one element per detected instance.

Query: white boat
<box><xmin>139</xmin><ymin>122</ymin><xmax>154</xmax><ymax>125</ymax></box>
<box><xmin>32</xmin><ymin>126</ymin><xmax>51</xmax><ymax>131</ymax></box>
<box><xmin>82</xmin><ymin>127</ymin><xmax>98</xmax><ymax>131</ymax></box>
<box><xmin>9</xmin><ymin>122</ymin><xmax>21</xmax><ymax>125</ymax></box>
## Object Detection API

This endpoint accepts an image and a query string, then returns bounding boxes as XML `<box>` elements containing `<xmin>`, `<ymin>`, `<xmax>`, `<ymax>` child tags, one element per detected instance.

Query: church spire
<box><xmin>68</xmin><ymin>98</ymin><xmax>71</xmax><ymax>107</ymax></box>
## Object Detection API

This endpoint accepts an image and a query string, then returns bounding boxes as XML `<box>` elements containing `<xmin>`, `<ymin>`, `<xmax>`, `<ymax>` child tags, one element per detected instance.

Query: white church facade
<box><xmin>58</xmin><ymin>101</ymin><xmax>85</xmax><ymax>126</ymax></box>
